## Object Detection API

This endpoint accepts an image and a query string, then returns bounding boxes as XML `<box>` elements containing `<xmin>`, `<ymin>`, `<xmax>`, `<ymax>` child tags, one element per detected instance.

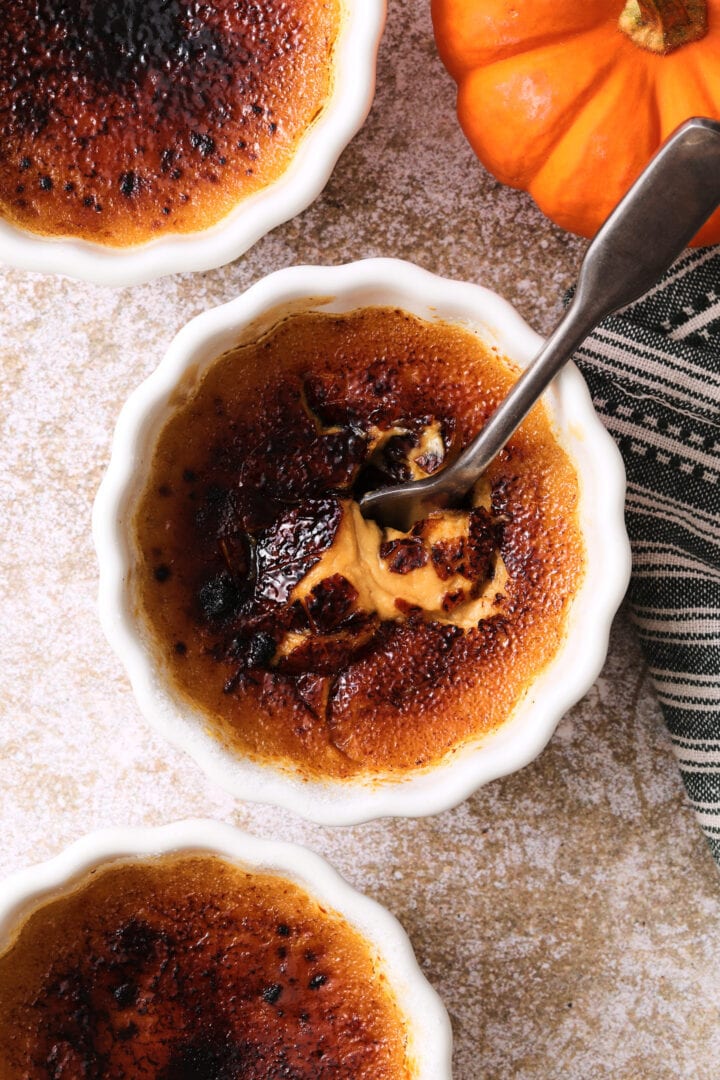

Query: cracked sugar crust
<box><xmin>134</xmin><ymin>306</ymin><xmax>585</xmax><ymax>781</ymax></box>
<box><xmin>0</xmin><ymin>0</ymin><xmax>340</xmax><ymax>245</ymax></box>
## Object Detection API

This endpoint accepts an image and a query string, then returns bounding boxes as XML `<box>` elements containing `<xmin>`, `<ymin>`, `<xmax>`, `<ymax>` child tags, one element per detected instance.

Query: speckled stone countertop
<box><xmin>1</xmin><ymin>3</ymin><xmax>719</xmax><ymax>1078</ymax></box>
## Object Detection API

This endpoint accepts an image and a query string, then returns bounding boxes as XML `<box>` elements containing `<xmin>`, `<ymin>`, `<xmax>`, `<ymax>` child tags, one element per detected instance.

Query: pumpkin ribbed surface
<box><xmin>432</xmin><ymin>0</ymin><xmax>720</xmax><ymax>244</ymax></box>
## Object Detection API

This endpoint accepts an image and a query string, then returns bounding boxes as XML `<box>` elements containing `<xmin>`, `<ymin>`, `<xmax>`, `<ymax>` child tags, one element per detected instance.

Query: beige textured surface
<box><xmin>1</xmin><ymin>3</ymin><xmax>719</xmax><ymax>1078</ymax></box>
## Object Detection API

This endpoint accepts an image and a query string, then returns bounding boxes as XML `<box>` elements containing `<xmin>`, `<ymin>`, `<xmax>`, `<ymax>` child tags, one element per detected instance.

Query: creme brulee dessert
<box><xmin>134</xmin><ymin>307</ymin><xmax>585</xmax><ymax>781</ymax></box>
<box><xmin>0</xmin><ymin>854</ymin><xmax>414</xmax><ymax>1078</ymax></box>
<box><xmin>0</xmin><ymin>0</ymin><xmax>341</xmax><ymax>245</ymax></box>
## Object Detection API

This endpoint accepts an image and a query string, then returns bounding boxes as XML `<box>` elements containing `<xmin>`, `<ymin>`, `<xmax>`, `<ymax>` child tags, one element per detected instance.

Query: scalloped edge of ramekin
<box><xmin>93</xmin><ymin>258</ymin><xmax>632</xmax><ymax>825</ymax></box>
<box><xmin>0</xmin><ymin>2</ymin><xmax>386</xmax><ymax>286</ymax></box>
<box><xmin>0</xmin><ymin>819</ymin><xmax>452</xmax><ymax>1078</ymax></box>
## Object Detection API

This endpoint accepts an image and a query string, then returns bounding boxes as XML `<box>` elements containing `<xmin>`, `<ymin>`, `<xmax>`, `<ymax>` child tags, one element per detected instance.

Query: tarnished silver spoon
<box><xmin>360</xmin><ymin>117</ymin><xmax>720</xmax><ymax>532</ymax></box>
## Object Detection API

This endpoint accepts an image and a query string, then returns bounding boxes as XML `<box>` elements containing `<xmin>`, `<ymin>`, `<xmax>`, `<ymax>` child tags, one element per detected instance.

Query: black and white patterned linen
<box><xmin>571</xmin><ymin>247</ymin><xmax>720</xmax><ymax>864</ymax></box>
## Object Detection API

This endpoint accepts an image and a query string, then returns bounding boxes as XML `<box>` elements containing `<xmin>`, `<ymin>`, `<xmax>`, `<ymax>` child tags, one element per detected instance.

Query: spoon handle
<box><xmin>434</xmin><ymin>116</ymin><xmax>720</xmax><ymax>500</ymax></box>
<box><xmin>360</xmin><ymin>117</ymin><xmax>720</xmax><ymax>529</ymax></box>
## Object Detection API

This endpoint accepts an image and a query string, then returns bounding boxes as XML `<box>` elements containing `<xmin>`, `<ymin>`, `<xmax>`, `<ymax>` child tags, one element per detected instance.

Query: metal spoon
<box><xmin>360</xmin><ymin>116</ymin><xmax>720</xmax><ymax>532</ymax></box>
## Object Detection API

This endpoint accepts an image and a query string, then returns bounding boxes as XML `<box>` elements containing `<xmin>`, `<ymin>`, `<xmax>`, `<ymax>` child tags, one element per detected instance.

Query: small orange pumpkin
<box><xmin>431</xmin><ymin>0</ymin><xmax>720</xmax><ymax>245</ymax></box>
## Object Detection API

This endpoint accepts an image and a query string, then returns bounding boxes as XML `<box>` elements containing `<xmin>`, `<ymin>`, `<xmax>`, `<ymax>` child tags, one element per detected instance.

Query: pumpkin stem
<box><xmin>619</xmin><ymin>0</ymin><xmax>707</xmax><ymax>53</ymax></box>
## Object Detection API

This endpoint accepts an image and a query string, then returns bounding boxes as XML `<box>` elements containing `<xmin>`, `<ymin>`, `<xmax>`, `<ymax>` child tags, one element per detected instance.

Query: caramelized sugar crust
<box><xmin>0</xmin><ymin>855</ymin><xmax>412</xmax><ymax>1079</ymax></box>
<box><xmin>135</xmin><ymin>308</ymin><xmax>585</xmax><ymax>780</ymax></box>
<box><xmin>0</xmin><ymin>0</ymin><xmax>340</xmax><ymax>245</ymax></box>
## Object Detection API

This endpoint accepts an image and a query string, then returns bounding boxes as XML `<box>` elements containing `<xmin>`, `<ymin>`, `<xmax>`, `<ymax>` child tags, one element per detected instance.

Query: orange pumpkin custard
<box><xmin>0</xmin><ymin>0</ymin><xmax>341</xmax><ymax>245</ymax></box>
<box><xmin>134</xmin><ymin>307</ymin><xmax>585</xmax><ymax>781</ymax></box>
<box><xmin>0</xmin><ymin>854</ymin><xmax>413</xmax><ymax>1078</ymax></box>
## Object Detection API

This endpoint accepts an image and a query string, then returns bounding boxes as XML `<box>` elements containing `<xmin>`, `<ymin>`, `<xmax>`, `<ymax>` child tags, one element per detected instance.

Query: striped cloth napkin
<box><xmin>570</xmin><ymin>246</ymin><xmax>720</xmax><ymax>866</ymax></box>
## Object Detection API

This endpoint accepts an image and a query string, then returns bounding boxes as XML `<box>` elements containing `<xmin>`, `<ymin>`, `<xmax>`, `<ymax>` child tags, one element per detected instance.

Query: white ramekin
<box><xmin>93</xmin><ymin>258</ymin><xmax>632</xmax><ymax>825</ymax></box>
<box><xmin>0</xmin><ymin>820</ymin><xmax>452</xmax><ymax>1078</ymax></box>
<box><xmin>0</xmin><ymin>2</ymin><xmax>386</xmax><ymax>286</ymax></box>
